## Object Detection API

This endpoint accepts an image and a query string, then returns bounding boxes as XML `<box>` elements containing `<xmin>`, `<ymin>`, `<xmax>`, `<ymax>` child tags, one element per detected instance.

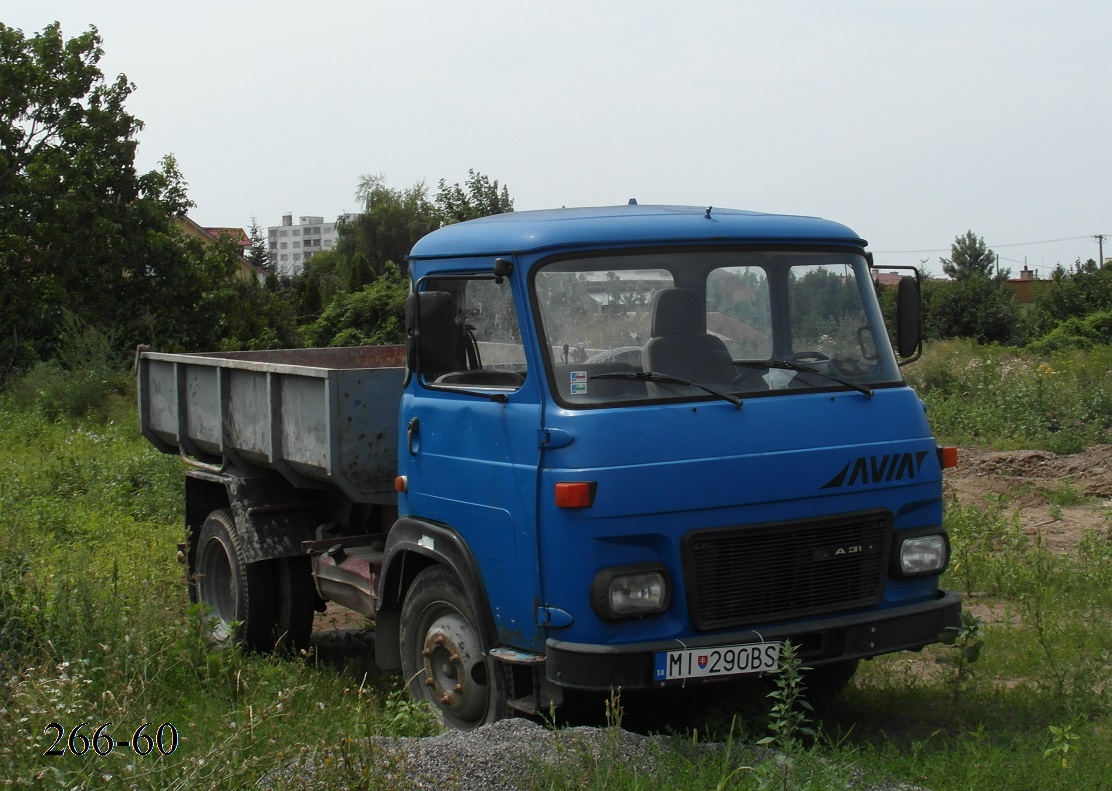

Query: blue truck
<box><xmin>137</xmin><ymin>203</ymin><xmax>960</xmax><ymax>730</ymax></box>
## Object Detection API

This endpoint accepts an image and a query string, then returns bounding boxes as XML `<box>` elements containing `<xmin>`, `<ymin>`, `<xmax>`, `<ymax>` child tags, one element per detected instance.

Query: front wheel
<box><xmin>399</xmin><ymin>565</ymin><xmax>509</xmax><ymax>730</ymax></box>
<box><xmin>806</xmin><ymin>659</ymin><xmax>859</xmax><ymax>704</ymax></box>
<box><xmin>193</xmin><ymin>508</ymin><xmax>275</xmax><ymax>651</ymax></box>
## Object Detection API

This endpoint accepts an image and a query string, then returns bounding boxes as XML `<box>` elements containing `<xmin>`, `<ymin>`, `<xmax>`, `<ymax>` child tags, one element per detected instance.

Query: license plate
<box><xmin>654</xmin><ymin>641</ymin><xmax>780</xmax><ymax>681</ymax></box>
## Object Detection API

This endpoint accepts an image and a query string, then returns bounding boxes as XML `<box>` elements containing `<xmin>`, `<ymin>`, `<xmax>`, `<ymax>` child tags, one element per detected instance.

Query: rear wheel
<box><xmin>274</xmin><ymin>555</ymin><xmax>317</xmax><ymax>652</ymax></box>
<box><xmin>193</xmin><ymin>508</ymin><xmax>275</xmax><ymax>651</ymax></box>
<box><xmin>399</xmin><ymin>565</ymin><xmax>509</xmax><ymax>730</ymax></box>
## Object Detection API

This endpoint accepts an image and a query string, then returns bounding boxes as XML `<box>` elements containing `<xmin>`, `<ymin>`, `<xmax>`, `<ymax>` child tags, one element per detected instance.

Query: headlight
<box><xmin>591</xmin><ymin>565</ymin><xmax>671</xmax><ymax>620</ymax></box>
<box><xmin>894</xmin><ymin>533</ymin><xmax>949</xmax><ymax>576</ymax></box>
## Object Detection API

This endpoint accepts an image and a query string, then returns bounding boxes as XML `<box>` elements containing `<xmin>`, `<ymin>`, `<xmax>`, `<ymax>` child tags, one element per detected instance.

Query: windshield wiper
<box><xmin>590</xmin><ymin>371</ymin><xmax>742</xmax><ymax>409</ymax></box>
<box><xmin>734</xmin><ymin>360</ymin><xmax>873</xmax><ymax>397</ymax></box>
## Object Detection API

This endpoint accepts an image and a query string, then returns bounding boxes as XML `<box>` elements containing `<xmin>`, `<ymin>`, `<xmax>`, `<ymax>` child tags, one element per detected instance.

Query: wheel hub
<box><xmin>198</xmin><ymin>537</ymin><xmax>236</xmax><ymax>641</ymax></box>
<box><xmin>420</xmin><ymin>613</ymin><xmax>487</xmax><ymax>722</ymax></box>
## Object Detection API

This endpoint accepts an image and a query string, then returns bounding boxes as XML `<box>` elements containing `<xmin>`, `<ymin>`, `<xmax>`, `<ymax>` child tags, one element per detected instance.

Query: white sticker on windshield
<box><xmin>570</xmin><ymin>370</ymin><xmax>588</xmax><ymax>395</ymax></box>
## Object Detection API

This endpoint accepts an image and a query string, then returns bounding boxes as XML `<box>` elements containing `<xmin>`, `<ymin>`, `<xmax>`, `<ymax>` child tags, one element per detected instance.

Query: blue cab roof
<box><xmin>408</xmin><ymin>204</ymin><xmax>867</xmax><ymax>260</ymax></box>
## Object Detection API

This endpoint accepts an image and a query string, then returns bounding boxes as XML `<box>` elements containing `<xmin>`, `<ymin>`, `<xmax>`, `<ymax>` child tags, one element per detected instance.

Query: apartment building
<box><xmin>267</xmin><ymin>213</ymin><xmax>355</xmax><ymax>276</ymax></box>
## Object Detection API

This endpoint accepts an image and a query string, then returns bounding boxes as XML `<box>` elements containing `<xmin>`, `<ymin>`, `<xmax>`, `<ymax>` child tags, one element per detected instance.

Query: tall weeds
<box><xmin>905</xmin><ymin>339</ymin><xmax>1112</xmax><ymax>452</ymax></box>
<box><xmin>2</xmin><ymin>339</ymin><xmax>1111</xmax><ymax>789</ymax></box>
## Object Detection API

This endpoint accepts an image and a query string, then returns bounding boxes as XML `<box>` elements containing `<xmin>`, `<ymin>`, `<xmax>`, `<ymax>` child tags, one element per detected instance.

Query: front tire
<box><xmin>806</xmin><ymin>659</ymin><xmax>859</xmax><ymax>704</ymax></box>
<box><xmin>399</xmin><ymin>565</ymin><xmax>509</xmax><ymax>730</ymax></box>
<box><xmin>193</xmin><ymin>508</ymin><xmax>275</xmax><ymax>651</ymax></box>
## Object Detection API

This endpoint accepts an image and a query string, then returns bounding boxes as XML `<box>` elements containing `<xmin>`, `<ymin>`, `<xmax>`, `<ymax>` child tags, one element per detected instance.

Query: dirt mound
<box><xmin>954</xmin><ymin>445</ymin><xmax>1112</xmax><ymax>496</ymax></box>
<box><xmin>946</xmin><ymin>445</ymin><xmax>1112</xmax><ymax>551</ymax></box>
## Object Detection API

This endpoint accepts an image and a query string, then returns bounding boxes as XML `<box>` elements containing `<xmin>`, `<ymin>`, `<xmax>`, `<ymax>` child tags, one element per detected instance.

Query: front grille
<box><xmin>683</xmin><ymin>512</ymin><xmax>890</xmax><ymax>631</ymax></box>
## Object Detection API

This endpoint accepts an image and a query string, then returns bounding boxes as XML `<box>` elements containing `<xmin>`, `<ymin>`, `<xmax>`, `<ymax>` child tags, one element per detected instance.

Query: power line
<box><xmin>988</xmin><ymin>235</ymin><xmax>1093</xmax><ymax>249</ymax></box>
<box><xmin>874</xmin><ymin>235</ymin><xmax>1095</xmax><ymax>255</ymax></box>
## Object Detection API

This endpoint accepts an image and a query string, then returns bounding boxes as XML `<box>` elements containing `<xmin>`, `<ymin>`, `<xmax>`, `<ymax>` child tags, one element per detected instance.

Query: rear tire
<box><xmin>399</xmin><ymin>565</ymin><xmax>510</xmax><ymax>730</ymax></box>
<box><xmin>274</xmin><ymin>555</ymin><xmax>317</xmax><ymax>652</ymax></box>
<box><xmin>193</xmin><ymin>508</ymin><xmax>275</xmax><ymax>651</ymax></box>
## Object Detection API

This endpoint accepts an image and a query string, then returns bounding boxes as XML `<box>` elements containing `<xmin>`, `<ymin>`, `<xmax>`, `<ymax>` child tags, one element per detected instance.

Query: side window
<box><xmin>419</xmin><ymin>277</ymin><xmax>527</xmax><ymax>390</ymax></box>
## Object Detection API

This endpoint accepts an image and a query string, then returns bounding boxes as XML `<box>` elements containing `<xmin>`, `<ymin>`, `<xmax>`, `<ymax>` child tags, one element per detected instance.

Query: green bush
<box><xmin>1029</xmin><ymin>309</ymin><xmax>1112</xmax><ymax>354</ymax></box>
<box><xmin>2</xmin><ymin>312</ymin><xmax>133</xmax><ymax>422</ymax></box>
<box><xmin>922</xmin><ymin>278</ymin><xmax>1021</xmax><ymax>345</ymax></box>
<box><xmin>5</xmin><ymin>359</ymin><xmax>132</xmax><ymax>422</ymax></box>
<box><xmin>1026</xmin><ymin>261</ymin><xmax>1112</xmax><ymax>340</ymax></box>
<box><xmin>303</xmin><ymin>264</ymin><xmax>407</xmax><ymax>347</ymax></box>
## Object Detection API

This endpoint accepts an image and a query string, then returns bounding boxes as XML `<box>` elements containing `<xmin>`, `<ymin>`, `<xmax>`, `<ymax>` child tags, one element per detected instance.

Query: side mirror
<box><xmin>493</xmin><ymin>257</ymin><xmax>513</xmax><ymax>284</ymax></box>
<box><xmin>405</xmin><ymin>290</ymin><xmax>460</xmax><ymax>381</ymax></box>
<box><xmin>404</xmin><ymin>292</ymin><xmax>419</xmax><ymax>374</ymax></box>
<box><xmin>896</xmin><ymin>276</ymin><xmax>922</xmax><ymax>361</ymax></box>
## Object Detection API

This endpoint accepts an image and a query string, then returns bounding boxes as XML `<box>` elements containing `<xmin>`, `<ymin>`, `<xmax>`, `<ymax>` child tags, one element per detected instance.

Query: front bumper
<box><xmin>545</xmin><ymin>589</ymin><xmax>961</xmax><ymax>691</ymax></box>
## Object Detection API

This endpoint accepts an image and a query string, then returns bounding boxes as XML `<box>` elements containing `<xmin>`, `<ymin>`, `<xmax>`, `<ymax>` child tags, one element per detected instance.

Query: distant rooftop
<box><xmin>204</xmin><ymin>227</ymin><xmax>250</xmax><ymax>248</ymax></box>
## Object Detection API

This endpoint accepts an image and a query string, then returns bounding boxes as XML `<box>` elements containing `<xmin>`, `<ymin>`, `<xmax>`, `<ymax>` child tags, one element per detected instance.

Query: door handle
<box><xmin>406</xmin><ymin>417</ymin><xmax>420</xmax><ymax>456</ymax></box>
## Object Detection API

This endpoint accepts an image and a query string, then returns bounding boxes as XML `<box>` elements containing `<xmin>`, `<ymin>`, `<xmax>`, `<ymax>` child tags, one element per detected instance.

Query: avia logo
<box><xmin>822</xmin><ymin>451</ymin><xmax>930</xmax><ymax>489</ymax></box>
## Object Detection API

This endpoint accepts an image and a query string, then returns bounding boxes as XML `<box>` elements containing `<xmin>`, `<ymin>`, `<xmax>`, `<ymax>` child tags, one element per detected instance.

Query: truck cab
<box><xmin>388</xmin><ymin>204</ymin><xmax>959</xmax><ymax>727</ymax></box>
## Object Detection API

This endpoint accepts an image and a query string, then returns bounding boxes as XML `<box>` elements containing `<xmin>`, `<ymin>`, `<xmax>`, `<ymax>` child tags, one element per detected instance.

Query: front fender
<box><xmin>374</xmin><ymin>517</ymin><xmax>495</xmax><ymax>669</ymax></box>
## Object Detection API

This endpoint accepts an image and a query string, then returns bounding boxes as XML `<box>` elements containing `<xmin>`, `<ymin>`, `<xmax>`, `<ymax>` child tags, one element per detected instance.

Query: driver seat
<box><xmin>642</xmin><ymin>288</ymin><xmax>735</xmax><ymax>383</ymax></box>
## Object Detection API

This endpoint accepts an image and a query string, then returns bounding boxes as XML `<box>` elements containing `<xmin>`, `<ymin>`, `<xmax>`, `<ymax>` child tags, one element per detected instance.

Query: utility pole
<box><xmin>1096</xmin><ymin>234</ymin><xmax>1106</xmax><ymax>268</ymax></box>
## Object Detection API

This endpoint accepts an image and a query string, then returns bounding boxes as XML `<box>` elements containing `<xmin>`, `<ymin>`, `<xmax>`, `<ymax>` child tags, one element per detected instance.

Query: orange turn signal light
<box><xmin>938</xmin><ymin>446</ymin><xmax>958</xmax><ymax>470</ymax></box>
<box><xmin>394</xmin><ymin>476</ymin><xmax>408</xmax><ymax>493</ymax></box>
<box><xmin>555</xmin><ymin>481</ymin><xmax>596</xmax><ymax>509</ymax></box>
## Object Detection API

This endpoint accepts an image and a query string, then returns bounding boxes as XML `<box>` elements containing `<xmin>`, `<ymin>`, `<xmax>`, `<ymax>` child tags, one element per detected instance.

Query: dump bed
<box><xmin>137</xmin><ymin>346</ymin><xmax>406</xmax><ymax>503</ymax></box>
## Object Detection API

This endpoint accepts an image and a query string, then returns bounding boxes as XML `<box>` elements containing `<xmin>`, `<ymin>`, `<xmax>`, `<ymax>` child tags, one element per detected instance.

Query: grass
<box><xmin>2</xmin><ymin>341</ymin><xmax>1112</xmax><ymax>789</ymax></box>
<box><xmin>828</xmin><ymin>499</ymin><xmax>1112</xmax><ymax>791</ymax></box>
<box><xmin>0</xmin><ymin>399</ymin><xmax>439</xmax><ymax>789</ymax></box>
<box><xmin>904</xmin><ymin>338</ymin><xmax>1112</xmax><ymax>453</ymax></box>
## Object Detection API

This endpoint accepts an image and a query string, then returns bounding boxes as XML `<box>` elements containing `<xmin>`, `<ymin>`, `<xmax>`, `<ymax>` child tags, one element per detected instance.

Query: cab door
<box><xmin>397</xmin><ymin>264</ymin><xmax>544</xmax><ymax>649</ymax></box>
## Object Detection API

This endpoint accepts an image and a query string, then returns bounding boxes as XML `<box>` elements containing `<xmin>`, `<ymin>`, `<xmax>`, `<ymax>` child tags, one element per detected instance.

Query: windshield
<box><xmin>533</xmin><ymin>249</ymin><xmax>901</xmax><ymax>407</ymax></box>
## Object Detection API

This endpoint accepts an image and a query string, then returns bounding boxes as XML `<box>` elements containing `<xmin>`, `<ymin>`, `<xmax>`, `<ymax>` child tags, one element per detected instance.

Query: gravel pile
<box><xmin>367</xmin><ymin>718</ymin><xmax>685</xmax><ymax>789</ymax></box>
<box><xmin>265</xmin><ymin>717</ymin><xmax>930</xmax><ymax>789</ymax></box>
<box><xmin>310</xmin><ymin>718</ymin><xmax>928</xmax><ymax>791</ymax></box>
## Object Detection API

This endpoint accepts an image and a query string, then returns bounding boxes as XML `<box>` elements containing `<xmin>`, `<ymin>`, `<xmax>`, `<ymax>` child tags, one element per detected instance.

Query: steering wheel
<box><xmin>785</xmin><ymin>350</ymin><xmax>830</xmax><ymax>364</ymax></box>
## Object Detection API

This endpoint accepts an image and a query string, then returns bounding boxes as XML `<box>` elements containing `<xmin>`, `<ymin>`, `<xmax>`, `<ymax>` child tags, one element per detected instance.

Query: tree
<box><xmin>435</xmin><ymin>169</ymin><xmax>514</xmax><ymax>224</ymax></box>
<box><xmin>292</xmin><ymin>272</ymin><xmax>323</xmax><ymax>321</ymax></box>
<box><xmin>342</xmin><ymin>174</ymin><xmax>441</xmax><ymax>277</ymax></box>
<box><xmin>940</xmin><ymin>231</ymin><xmax>1007</xmax><ymax>281</ymax></box>
<box><xmin>920</xmin><ymin>230</ymin><xmax>1019</xmax><ymax>345</ymax></box>
<box><xmin>1</xmin><ymin>23</ymin><xmax>141</xmax><ymax>366</ymax></box>
<box><xmin>0</xmin><ymin>23</ymin><xmax>245</xmax><ymax>367</ymax></box>
<box><xmin>335</xmin><ymin>171</ymin><xmax>514</xmax><ymax>280</ymax></box>
<box><xmin>286</xmin><ymin>171</ymin><xmax>517</xmax><ymax>349</ymax></box>
<box><xmin>347</xmin><ymin>251</ymin><xmax>371</xmax><ymax>292</ymax></box>
<box><xmin>246</xmin><ymin>216</ymin><xmax>270</xmax><ymax>272</ymax></box>
<box><xmin>922</xmin><ymin>277</ymin><xmax>1020</xmax><ymax>345</ymax></box>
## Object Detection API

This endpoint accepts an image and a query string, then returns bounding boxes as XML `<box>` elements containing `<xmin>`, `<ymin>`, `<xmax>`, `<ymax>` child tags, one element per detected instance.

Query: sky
<box><xmin>6</xmin><ymin>1</ymin><xmax>1111</xmax><ymax>276</ymax></box>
